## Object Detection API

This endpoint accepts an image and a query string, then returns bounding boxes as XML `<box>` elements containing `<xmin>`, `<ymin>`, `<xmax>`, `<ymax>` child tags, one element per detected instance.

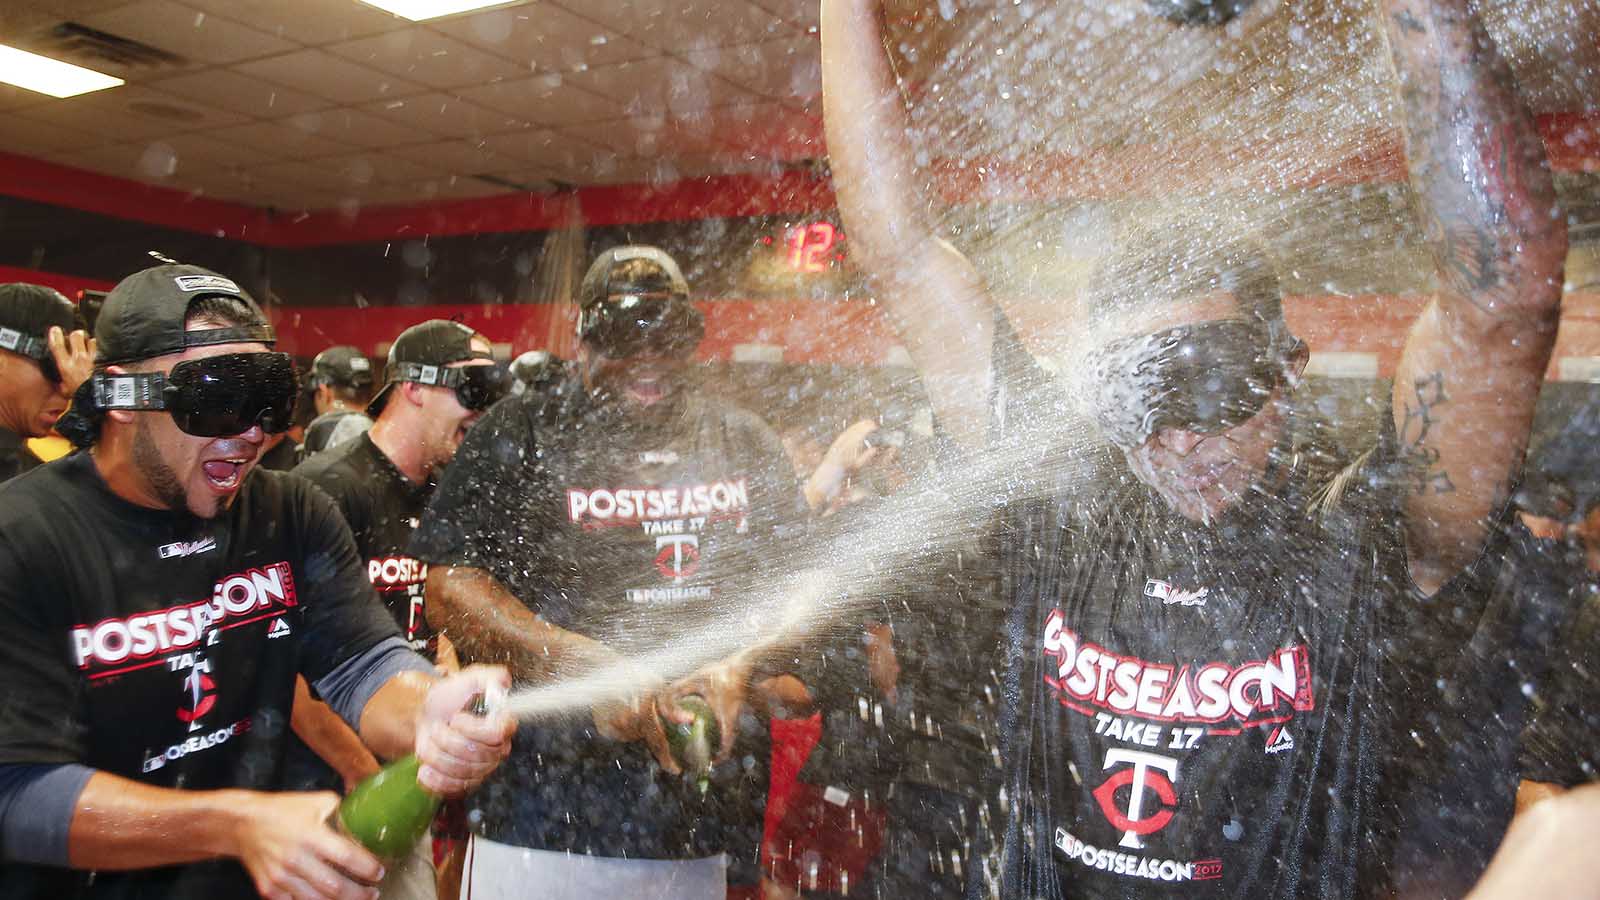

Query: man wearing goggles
<box><xmin>0</xmin><ymin>264</ymin><xmax>515</xmax><ymax>900</ymax></box>
<box><xmin>414</xmin><ymin>246</ymin><xmax>801</xmax><ymax>899</ymax></box>
<box><xmin>0</xmin><ymin>283</ymin><xmax>95</xmax><ymax>481</ymax></box>
<box><xmin>824</xmin><ymin>0</ymin><xmax>1564</xmax><ymax>897</ymax></box>
<box><xmin>299</xmin><ymin>344</ymin><xmax>377</xmax><ymax>461</ymax></box>
<box><xmin>291</xmin><ymin>319</ymin><xmax>506</xmax><ymax>897</ymax></box>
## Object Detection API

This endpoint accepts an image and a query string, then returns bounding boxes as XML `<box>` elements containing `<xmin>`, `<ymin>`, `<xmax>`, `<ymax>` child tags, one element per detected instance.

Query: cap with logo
<box><xmin>56</xmin><ymin>264</ymin><xmax>293</xmax><ymax>447</ymax></box>
<box><xmin>368</xmin><ymin>319</ymin><xmax>495</xmax><ymax>416</ymax></box>
<box><xmin>0</xmin><ymin>283</ymin><xmax>80</xmax><ymax>380</ymax></box>
<box><xmin>310</xmin><ymin>345</ymin><xmax>374</xmax><ymax>391</ymax></box>
<box><xmin>94</xmin><ymin>264</ymin><xmax>275</xmax><ymax>366</ymax></box>
<box><xmin>576</xmin><ymin>245</ymin><xmax>703</xmax><ymax>358</ymax></box>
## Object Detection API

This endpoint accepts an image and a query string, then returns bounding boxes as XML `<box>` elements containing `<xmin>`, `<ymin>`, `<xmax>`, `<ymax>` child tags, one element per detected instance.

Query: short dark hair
<box><xmin>1086</xmin><ymin>221</ymin><xmax>1287</xmax><ymax>340</ymax></box>
<box><xmin>186</xmin><ymin>294</ymin><xmax>265</xmax><ymax>330</ymax></box>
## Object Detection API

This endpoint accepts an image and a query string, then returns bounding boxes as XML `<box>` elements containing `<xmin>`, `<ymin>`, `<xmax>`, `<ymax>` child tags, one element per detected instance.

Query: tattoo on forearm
<box><xmin>1399</xmin><ymin>372</ymin><xmax>1456</xmax><ymax>495</ymax></box>
<box><xmin>1381</xmin><ymin>0</ymin><xmax>1561</xmax><ymax>320</ymax></box>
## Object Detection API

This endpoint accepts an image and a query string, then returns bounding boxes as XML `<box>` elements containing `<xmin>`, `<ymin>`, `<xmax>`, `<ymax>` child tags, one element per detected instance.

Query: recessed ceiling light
<box><xmin>0</xmin><ymin>43</ymin><xmax>123</xmax><ymax>98</ymax></box>
<box><xmin>355</xmin><ymin>0</ymin><xmax>520</xmax><ymax>22</ymax></box>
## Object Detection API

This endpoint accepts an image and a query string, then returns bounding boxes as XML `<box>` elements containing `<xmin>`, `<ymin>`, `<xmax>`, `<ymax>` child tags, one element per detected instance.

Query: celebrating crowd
<box><xmin>0</xmin><ymin>0</ymin><xmax>1596</xmax><ymax>899</ymax></box>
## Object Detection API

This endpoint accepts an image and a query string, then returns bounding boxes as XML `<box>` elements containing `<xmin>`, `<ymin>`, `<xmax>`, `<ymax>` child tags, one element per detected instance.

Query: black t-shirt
<box><xmin>411</xmin><ymin>386</ymin><xmax>802</xmax><ymax>868</ymax></box>
<box><xmin>987</xmin><ymin>319</ymin><xmax>1409</xmax><ymax>899</ymax></box>
<box><xmin>1520</xmin><ymin>553</ymin><xmax>1600</xmax><ymax>787</ymax></box>
<box><xmin>0</xmin><ymin>426</ymin><xmax>42</xmax><ymax>483</ymax></box>
<box><xmin>0</xmin><ymin>454</ymin><xmax>403</xmax><ymax>899</ymax></box>
<box><xmin>295</xmin><ymin>433</ymin><xmax>437</xmax><ymax>656</ymax></box>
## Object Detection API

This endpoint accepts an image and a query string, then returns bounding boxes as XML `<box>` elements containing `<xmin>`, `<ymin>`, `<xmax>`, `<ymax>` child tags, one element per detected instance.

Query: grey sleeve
<box><xmin>311</xmin><ymin>635</ymin><xmax>434</xmax><ymax>730</ymax></box>
<box><xmin>0</xmin><ymin>763</ymin><xmax>94</xmax><ymax>866</ymax></box>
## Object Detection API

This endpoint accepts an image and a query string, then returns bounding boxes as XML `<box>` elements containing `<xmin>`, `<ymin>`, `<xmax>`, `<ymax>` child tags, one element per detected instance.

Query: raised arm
<box><xmin>1378</xmin><ymin>0</ymin><xmax>1566</xmax><ymax>594</ymax></box>
<box><xmin>822</xmin><ymin>0</ymin><xmax>995</xmax><ymax>448</ymax></box>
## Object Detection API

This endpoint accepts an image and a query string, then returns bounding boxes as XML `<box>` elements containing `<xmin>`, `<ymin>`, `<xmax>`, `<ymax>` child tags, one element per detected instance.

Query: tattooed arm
<box><xmin>1378</xmin><ymin>0</ymin><xmax>1566</xmax><ymax>595</ymax></box>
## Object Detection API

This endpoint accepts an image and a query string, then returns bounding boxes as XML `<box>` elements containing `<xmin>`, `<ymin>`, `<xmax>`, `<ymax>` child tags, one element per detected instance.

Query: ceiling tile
<box><xmin>455</xmin><ymin>72</ymin><xmax>623</xmax><ymax>126</ymax></box>
<box><xmin>325</xmin><ymin>26</ymin><xmax>528</xmax><ymax>90</ymax></box>
<box><xmin>708</xmin><ymin>101</ymin><xmax>822</xmax><ymax>162</ymax></box>
<box><xmin>209</xmin><ymin>120</ymin><xmax>356</xmax><ymax>160</ymax></box>
<box><xmin>153</xmin><ymin>130</ymin><xmax>277</xmax><ymax>168</ymax></box>
<box><xmin>746</xmin><ymin>0</ymin><xmax>818</xmax><ymax>35</ymax></box>
<box><xmin>0</xmin><ymin>115</ymin><xmax>106</xmax><ymax>156</ymax></box>
<box><xmin>683</xmin><ymin>34</ymin><xmax>818</xmax><ymax>105</ymax></box>
<box><xmin>360</xmin><ymin>91</ymin><xmax>530</xmax><ymax>139</ymax></box>
<box><xmin>278</xmin><ymin>107</ymin><xmax>424</xmax><ymax>150</ymax></box>
<box><xmin>431</xmin><ymin>3</ymin><xmax>659</xmax><ymax>73</ymax></box>
<box><xmin>12</xmin><ymin>84</ymin><xmax>245</xmax><ymax>143</ymax></box>
<box><xmin>75</xmin><ymin>0</ymin><xmax>298</xmax><ymax>65</ymax></box>
<box><xmin>475</xmin><ymin>127</ymin><xmax>604</xmax><ymax>172</ymax></box>
<box><xmin>0</xmin><ymin>84</ymin><xmax>52</xmax><ymax>114</ymax></box>
<box><xmin>253</xmin><ymin>158</ymin><xmax>370</xmax><ymax>192</ymax></box>
<box><xmin>556</xmin><ymin>0</ymin><xmax>796</xmax><ymax>54</ymax></box>
<box><xmin>386</xmin><ymin>138</ymin><xmax>510</xmax><ymax>176</ymax></box>
<box><xmin>235</xmin><ymin>48</ymin><xmax>425</xmax><ymax>104</ymax></box>
<box><xmin>147</xmin><ymin>68</ymin><xmax>333</xmax><ymax>119</ymax></box>
<box><xmin>317</xmin><ymin>152</ymin><xmax>441</xmax><ymax>186</ymax></box>
<box><xmin>563</xmin><ymin>56</ymin><xmax>758</xmax><ymax>117</ymax></box>
<box><xmin>182</xmin><ymin>0</ymin><xmax>402</xmax><ymax>44</ymax></box>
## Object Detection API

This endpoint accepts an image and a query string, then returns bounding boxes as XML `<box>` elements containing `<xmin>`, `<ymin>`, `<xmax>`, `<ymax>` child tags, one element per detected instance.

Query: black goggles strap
<box><xmin>0</xmin><ymin>327</ymin><xmax>49</xmax><ymax>364</ymax></box>
<box><xmin>92</xmin><ymin>372</ymin><xmax>171</xmax><ymax>411</ymax></box>
<box><xmin>392</xmin><ymin>359</ymin><xmax>492</xmax><ymax>389</ymax></box>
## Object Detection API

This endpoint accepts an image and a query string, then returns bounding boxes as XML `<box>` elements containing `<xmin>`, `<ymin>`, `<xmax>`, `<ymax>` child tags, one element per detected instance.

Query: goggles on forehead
<box><xmin>578</xmin><ymin>293</ymin><xmax>704</xmax><ymax>360</ymax></box>
<box><xmin>0</xmin><ymin>327</ymin><xmax>61</xmax><ymax>383</ymax></box>
<box><xmin>393</xmin><ymin>360</ymin><xmax>512</xmax><ymax>411</ymax></box>
<box><xmin>92</xmin><ymin>352</ymin><xmax>298</xmax><ymax>437</ymax></box>
<box><xmin>1088</xmin><ymin>320</ymin><xmax>1292</xmax><ymax>449</ymax></box>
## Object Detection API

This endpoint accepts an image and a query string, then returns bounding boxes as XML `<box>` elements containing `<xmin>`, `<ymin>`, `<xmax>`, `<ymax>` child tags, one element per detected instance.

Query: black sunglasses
<box><xmin>1089</xmin><ymin>320</ymin><xmax>1292</xmax><ymax>448</ymax></box>
<box><xmin>92</xmin><ymin>352</ymin><xmax>298</xmax><ymax>437</ymax></box>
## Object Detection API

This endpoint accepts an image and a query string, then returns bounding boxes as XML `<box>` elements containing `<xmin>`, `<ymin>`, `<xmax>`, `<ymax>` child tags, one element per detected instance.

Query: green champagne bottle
<box><xmin>337</xmin><ymin>686</ymin><xmax>503</xmax><ymax>860</ymax></box>
<box><xmin>662</xmin><ymin>694</ymin><xmax>720</xmax><ymax>796</ymax></box>
<box><xmin>336</xmin><ymin>753</ymin><xmax>440</xmax><ymax>861</ymax></box>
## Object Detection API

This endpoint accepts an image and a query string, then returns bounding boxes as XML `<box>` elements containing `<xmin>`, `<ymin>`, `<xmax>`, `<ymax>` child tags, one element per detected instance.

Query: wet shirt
<box><xmin>0</xmin><ymin>454</ymin><xmax>402</xmax><ymax>900</ymax></box>
<box><xmin>412</xmin><ymin>386</ymin><xmax>802</xmax><ymax>865</ymax></box>
<box><xmin>0</xmin><ymin>425</ymin><xmax>42</xmax><ymax>483</ymax></box>
<box><xmin>1520</xmin><ymin>558</ymin><xmax>1600</xmax><ymax>788</ymax></box>
<box><xmin>989</xmin><ymin>323</ymin><xmax>1406</xmax><ymax>899</ymax></box>
<box><xmin>295</xmin><ymin>432</ymin><xmax>437</xmax><ymax>656</ymax></box>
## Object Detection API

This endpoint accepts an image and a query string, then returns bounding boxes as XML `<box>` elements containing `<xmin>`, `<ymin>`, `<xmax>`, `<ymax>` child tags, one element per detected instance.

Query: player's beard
<box><xmin>132</xmin><ymin>416</ymin><xmax>218</xmax><ymax>519</ymax></box>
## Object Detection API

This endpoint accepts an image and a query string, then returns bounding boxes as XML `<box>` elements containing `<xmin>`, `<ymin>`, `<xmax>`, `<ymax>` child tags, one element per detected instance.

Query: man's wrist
<box><xmin>205</xmin><ymin>789</ymin><xmax>258</xmax><ymax>861</ymax></box>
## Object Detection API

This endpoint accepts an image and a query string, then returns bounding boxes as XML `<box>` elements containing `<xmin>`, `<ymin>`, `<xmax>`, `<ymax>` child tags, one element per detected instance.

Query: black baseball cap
<box><xmin>310</xmin><ymin>345</ymin><xmax>374</xmax><ymax>391</ymax></box>
<box><xmin>576</xmin><ymin>246</ymin><xmax>703</xmax><ymax>358</ymax></box>
<box><xmin>0</xmin><ymin>283</ymin><xmax>80</xmax><ymax>377</ymax></box>
<box><xmin>368</xmin><ymin>319</ymin><xmax>491</xmax><ymax>416</ymax></box>
<box><xmin>95</xmin><ymin>264</ymin><xmax>274</xmax><ymax>365</ymax></box>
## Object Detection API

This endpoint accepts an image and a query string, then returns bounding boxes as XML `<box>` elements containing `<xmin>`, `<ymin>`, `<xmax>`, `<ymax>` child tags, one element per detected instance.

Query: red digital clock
<box><xmin>761</xmin><ymin>222</ymin><xmax>844</xmax><ymax>273</ymax></box>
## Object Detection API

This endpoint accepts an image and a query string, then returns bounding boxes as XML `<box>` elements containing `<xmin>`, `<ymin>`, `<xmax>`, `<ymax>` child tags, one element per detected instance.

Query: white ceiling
<box><xmin>0</xmin><ymin>0</ymin><xmax>1591</xmax><ymax>216</ymax></box>
<box><xmin>0</xmin><ymin>0</ymin><xmax>824</xmax><ymax>210</ymax></box>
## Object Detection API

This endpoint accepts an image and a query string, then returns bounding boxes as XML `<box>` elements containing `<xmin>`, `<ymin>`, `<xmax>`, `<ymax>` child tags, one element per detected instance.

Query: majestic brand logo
<box><xmin>158</xmin><ymin>537</ymin><xmax>217</xmax><ymax>559</ymax></box>
<box><xmin>1265</xmin><ymin>725</ymin><xmax>1295</xmax><ymax>754</ymax></box>
<box><xmin>267</xmin><ymin>618</ymin><xmax>292</xmax><ymax>639</ymax></box>
<box><xmin>1092</xmin><ymin>749</ymin><xmax>1180</xmax><ymax>849</ymax></box>
<box><xmin>1041</xmin><ymin>611</ymin><xmax>1315</xmax><ymax>729</ymax></box>
<box><xmin>1144</xmin><ymin>579</ymin><xmax>1208</xmax><ymax>608</ymax></box>
<box><xmin>566</xmin><ymin>480</ymin><xmax>750</xmax><ymax>525</ymax></box>
<box><xmin>654</xmin><ymin>534</ymin><xmax>701</xmax><ymax>581</ymax></box>
<box><xmin>173</xmin><ymin>274</ymin><xmax>240</xmax><ymax>293</ymax></box>
<box><xmin>71</xmin><ymin>563</ymin><xmax>297</xmax><ymax>673</ymax></box>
